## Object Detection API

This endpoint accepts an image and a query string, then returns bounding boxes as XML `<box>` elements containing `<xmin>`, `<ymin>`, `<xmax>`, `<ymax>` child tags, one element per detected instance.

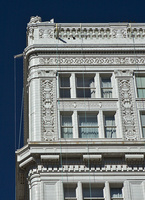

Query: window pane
<box><xmin>60</xmin><ymin>77</ymin><xmax>70</xmax><ymax>87</ymax></box>
<box><xmin>105</xmin><ymin>116</ymin><xmax>115</xmax><ymax>126</ymax></box>
<box><xmin>60</xmin><ymin>89</ymin><xmax>70</xmax><ymax>98</ymax></box>
<box><xmin>62</xmin><ymin>115</ymin><xmax>72</xmax><ymax>126</ymax></box>
<box><xmin>79</xmin><ymin>127</ymin><xmax>99</xmax><ymax>138</ymax></box>
<box><xmin>137</xmin><ymin>89</ymin><xmax>145</xmax><ymax>98</ymax></box>
<box><xmin>77</xmin><ymin>77</ymin><xmax>94</xmax><ymax>87</ymax></box>
<box><xmin>61</xmin><ymin>128</ymin><xmax>73</xmax><ymax>138</ymax></box>
<box><xmin>83</xmin><ymin>186</ymin><xmax>103</xmax><ymax>198</ymax></box>
<box><xmin>110</xmin><ymin>188</ymin><xmax>122</xmax><ymax>198</ymax></box>
<box><xmin>105</xmin><ymin>128</ymin><xmax>116</xmax><ymax>138</ymax></box>
<box><xmin>79</xmin><ymin>115</ymin><xmax>98</xmax><ymax>126</ymax></box>
<box><xmin>141</xmin><ymin>114</ymin><xmax>145</xmax><ymax>126</ymax></box>
<box><xmin>101</xmin><ymin>88</ymin><xmax>112</xmax><ymax>98</ymax></box>
<box><xmin>77</xmin><ymin>89</ymin><xmax>91</xmax><ymax>98</ymax></box>
<box><xmin>101</xmin><ymin>78</ymin><xmax>111</xmax><ymax>88</ymax></box>
<box><xmin>64</xmin><ymin>187</ymin><xmax>76</xmax><ymax>198</ymax></box>
<box><xmin>136</xmin><ymin>77</ymin><xmax>145</xmax><ymax>87</ymax></box>
<box><xmin>142</xmin><ymin>128</ymin><xmax>145</xmax><ymax>137</ymax></box>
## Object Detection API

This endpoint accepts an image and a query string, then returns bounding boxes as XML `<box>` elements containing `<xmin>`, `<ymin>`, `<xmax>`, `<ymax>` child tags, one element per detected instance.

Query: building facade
<box><xmin>16</xmin><ymin>16</ymin><xmax>145</xmax><ymax>200</ymax></box>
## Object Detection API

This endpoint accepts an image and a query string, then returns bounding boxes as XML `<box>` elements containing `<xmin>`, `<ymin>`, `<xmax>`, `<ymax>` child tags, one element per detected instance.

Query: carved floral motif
<box><xmin>39</xmin><ymin>29</ymin><xmax>54</xmax><ymax>38</ymax></box>
<box><xmin>39</xmin><ymin>57</ymin><xmax>145</xmax><ymax>65</ymax></box>
<box><xmin>119</xmin><ymin>79</ymin><xmax>137</xmax><ymax>140</ymax></box>
<box><xmin>27</xmin><ymin>27</ymin><xmax>34</xmax><ymax>39</ymax></box>
<box><xmin>41</xmin><ymin>79</ymin><xmax>55</xmax><ymax>141</ymax></box>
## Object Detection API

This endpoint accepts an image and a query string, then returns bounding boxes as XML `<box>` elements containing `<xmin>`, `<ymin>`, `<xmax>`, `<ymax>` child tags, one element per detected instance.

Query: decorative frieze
<box><xmin>39</xmin><ymin>56</ymin><xmax>145</xmax><ymax>66</ymax></box>
<box><xmin>41</xmin><ymin>79</ymin><xmax>55</xmax><ymax>141</ymax></box>
<box><xmin>28</xmin><ymin>163</ymin><xmax>145</xmax><ymax>177</ymax></box>
<box><xmin>39</xmin><ymin>28</ymin><xmax>54</xmax><ymax>38</ymax></box>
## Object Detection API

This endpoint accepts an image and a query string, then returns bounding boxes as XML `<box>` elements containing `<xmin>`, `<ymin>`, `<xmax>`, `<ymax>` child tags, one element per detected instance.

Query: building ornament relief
<box><xmin>39</xmin><ymin>56</ymin><xmax>145</xmax><ymax>65</ymax></box>
<box><xmin>41</xmin><ymin>79</ymin><xmax>55</xmax><ymax>141</ymax></box>
<box><xmin>28</xmin><ymin>16</ymin><xmax>42</xmax><ymax>24</ymax></box>
<box><xmin>28</xmin><ymin>163</ymin><xmax>145</xmax><ymax>177</ymax></box>
<box><xmin>39</xmin><ymin>29</ymin><xmax>54</xmax><ymax>38</ymax></box>
<box><xmin>119</xmin><ymin>78</ymin><xmax>137</xmax><ymax>140</ymax></box>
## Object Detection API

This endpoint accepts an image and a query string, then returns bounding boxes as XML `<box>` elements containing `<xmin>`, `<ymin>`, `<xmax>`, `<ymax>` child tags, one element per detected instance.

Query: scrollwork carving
<box><xmin>39</xmin><ymin>57</ymin><xmax>145</xmax><ymax>66</ymax></box>
<box><xmin>119</xmin><ymin>79</ymin><xmax>137</xmax><ymax>140</ymax></box>
<box><xmin>41</xmin><ymin>79</ymin><xmax>54</xmax><ymax>141</ymax></box>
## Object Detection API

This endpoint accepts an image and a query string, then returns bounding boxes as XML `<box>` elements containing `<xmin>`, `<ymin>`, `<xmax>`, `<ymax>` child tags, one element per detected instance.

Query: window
<box><xmin>64</xmin><ymin>184</ymin><xmax>77</xmax><ymax>200</ymax></box>
<box><xmin>104</xmin><ymin>113</ymin><xmax>116</xmax><ymax>138</ymax></box>
<box><xmin>61</xmin><ymin>113</ymin><xmax>73</xmax><ymax>138</ymax></box>
<box><xmin>83</xmin><ymin>184</ymin><xmax>104</xmax><ymax>200</ymax></box>
<box><xmin>60</xmin><ymin>75</ymin><xmax>71</xmax><ymax>98</ymax></box>
<box><xmin>110</xmin><ymin>188</ymin><xmax>123</xmax><ymax>200</ymax></box>
<box><xmin>78</xmin><ymin>113</ymin><xmax>99</xmax><ymax>138</ymax></box>
<box><xmin>136</xmin><ymin>76</ymin><xmax>145</xmax><ymax>98</ymax></box>
<box><xmin>76</xmin><ymin>75</ymin><xmax>95</xmax><ymax>98</ymax></box>
<box><xmin>101</xmin><ymin>76</ymin><xmax>112</xmax><ymax>98</ymax></box>
<box><xmin>140</xmin><ymin>112</ymin><xmax>145</xmax><ymax>137</ymax></box>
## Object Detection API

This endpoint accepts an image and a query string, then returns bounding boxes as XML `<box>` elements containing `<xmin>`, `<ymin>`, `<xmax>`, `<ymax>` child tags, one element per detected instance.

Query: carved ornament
<box><xmin>41</xmin><ymin>79</ymin><xmax>55</xmax><ymax>141</ymax></box>
<box><xmin>39</xmin><ymin>57</ymin><xmax>145</xmax><ymax>65</ymax></box>
<box><xmin>118</xmin><ymin>78</ymin><xmax>137</xmax><ymax>140</ymax></box>
<box><xmin>29</xmin><ymin>16</ymin><xmax>41</xmax><ymax>24</ymax></box>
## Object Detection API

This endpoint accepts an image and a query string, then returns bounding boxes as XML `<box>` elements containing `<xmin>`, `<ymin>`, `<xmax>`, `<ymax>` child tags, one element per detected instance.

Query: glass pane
<box><xmin>79</xmin><ymin>115</ymin><xmax>98</xmax><ymax>126</ymax></box>
<box><xmin>105</xmin><ymin>128</ymin><xmax>116</xmax><ymax>138</ymax></box>
<box><xmin>101</xmin><ymin>88</ymin><xmax>112</xmax><ymax>98</ymax></box>
<box><xmin>77</xmin><ymin>77</ymin><xmax>94</xmax><ymax>87</ymax></box>
<box><xmin>79</xmin><ymin>127</ymin><xmax>98</xmax><ymax>138</ymax></box>
<box><xmin>142</xmin><ymin>128</ymin><xmax>145</xmax><ymax>138</ymax></box>
<box><xmin>60</xmin><ymin>77</ymin><xmax>70</xmax><ymax>87</ymax></box>
<box><xmin>110</xmin><ymin>188</ymin><xmax>122</xmax><ymax>198</ymax></box>
<box><xmin>141</xmin><ymin>114</ymin><xmax>145</xmax><ymax>126</ymax></box>
<box><xmin>77</xmin><ymin>89</ymin><xmax>92</xmax><ymax>98</ymax></box>
<box><xmin>64</xmin><ymin>187</ymin><xmax>76</xmax><ymax>198</ymax></box>
<box><xmin>60</xmin><ymin>89</ymin><xmax>70</xmax><ymax>98</ymax></box>
<box><xmin>101</xmin><ymin>77</ymin><xmax>111</xmax><ymax>88</ymax></box>
<box><xmin>136</xmin><ymin>77</ymin><xmax>145</xmax><ymax>87</ymax></box>
<box><xmin>61</xmin><ymin>128</ymin><xmax>73</xmax><ymax>138</ymax></box>
<box><xmin>137</xmin><ymin>89</ymin><xmax>145</xmax><ymax>98</ymax></box>
<box><xmin>83</xmin><ymin>187</ymin><xmax>103</xmax><ymax>198</ymax></box>
<box><xmin>62</xmin><ymin>116</ymin><xmax>72</xmax><ymax>126</ymax></box>
<box><xmin>105</xmin><ymin>116</ymin><xmax>115</xmax><ymax>126</ymax></box>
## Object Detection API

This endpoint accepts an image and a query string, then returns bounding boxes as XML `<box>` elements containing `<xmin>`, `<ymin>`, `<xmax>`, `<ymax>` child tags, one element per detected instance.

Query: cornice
<box><xmin>24</xmin><ymin>44</ymin><xmax>145</xmax><ymax>58</ymax></box>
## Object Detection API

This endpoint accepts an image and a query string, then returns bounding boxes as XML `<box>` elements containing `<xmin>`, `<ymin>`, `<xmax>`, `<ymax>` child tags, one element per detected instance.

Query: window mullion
<box><xmin>105</xmin><ymin>181</ymin><xmax>111</xmax><ymax>200</ymax></box>
<box><xmin>77</xmin><ymin>182</ymin><xmax>83</xmax><ymax>200</ymax></box>
<box><xmin>71</xmin><ymin>73</ymin><xmax>76</xmax><ymax>98</ymax></box>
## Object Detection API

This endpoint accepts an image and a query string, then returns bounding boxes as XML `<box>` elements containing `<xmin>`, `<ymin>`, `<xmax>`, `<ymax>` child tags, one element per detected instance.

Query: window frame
<box><xmin>100</xmin><ymin>75</ymin><xmax>112</xmax><ymax>98</ymax></box>
<box><xmin>76</xmin><ymin>74</ymin><xmax>96</xmax><ymax>98</ymax></box>
<box><xmin>135</xmin><ymin>74</ymin><xmax>145</xmax><ymax>98</ymax></box>
<box><xmin>59</xmin><ymin>74</ymin><xmax>71</xmax><ymax>98</ymax></box>
<box><xmin>60</xmin><ymin>112</ymin><xmax>73</xmax><ymax>139</ymax></box>
<box><xmin>103</xmin><ymin>112</ymin><xmax>116</xmax><ymax>138</ymax></box>
<box><xmin>78</xmin><ymin>112</ymin><xmax>99</xmax><ymax>139</ymax></box>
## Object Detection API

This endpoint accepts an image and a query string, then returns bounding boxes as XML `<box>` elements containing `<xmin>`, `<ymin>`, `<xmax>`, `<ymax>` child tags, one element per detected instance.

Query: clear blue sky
<box><xmin>0</xmin><ymin>0</ymin><xmax>145</xmax><ymax>199</ymax></box>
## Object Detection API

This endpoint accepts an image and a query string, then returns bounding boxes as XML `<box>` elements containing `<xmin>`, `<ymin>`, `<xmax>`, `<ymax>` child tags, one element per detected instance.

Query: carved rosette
<box><xmin>116</xmin><ymin>71</ymin><xmax>138</xmax><ymax>140</ymax></box>
<box><xmin>41</xmin><ymin>79</ymin><xmax>55</xmax><ymax>141</ymax></box>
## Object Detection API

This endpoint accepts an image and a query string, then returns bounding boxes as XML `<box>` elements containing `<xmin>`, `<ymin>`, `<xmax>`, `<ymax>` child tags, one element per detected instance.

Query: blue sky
<box><xmin>1</xmin><ymin>0</ymin><xmax>145</xmax><ymax>199</ymax></box>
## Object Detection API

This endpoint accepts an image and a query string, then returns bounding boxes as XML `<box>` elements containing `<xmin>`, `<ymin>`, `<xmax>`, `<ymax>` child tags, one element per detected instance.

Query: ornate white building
<box><xmin>16</xmin><ymin>16</ymin><xmax>145</xmax><ymax>200</ymax></box>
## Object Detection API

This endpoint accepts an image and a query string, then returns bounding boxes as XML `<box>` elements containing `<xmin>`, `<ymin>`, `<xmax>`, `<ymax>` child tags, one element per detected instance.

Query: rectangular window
<box><xmin>83</xmin><ymin>184</ymin><xmax>104</xmax><ymax>200</ymax></box>
<box><xmin>140</xmin><ymin>112</ymin><xmax>145</xmax><ymax>137</ymax></box>
<box><xmin>61</xmin><ymin>113</ymin><xmax>73</xmax><ymax>138</ymax></box>
<box><xmin>104</xmin><ymin>113</ymin><xmax>116</xmax><ymax>138</ymax></box>
<box><xmin>64</xmin><ymin>184</ymin><xmax>77</xmax><ymax>200</ymax></box>
<box><xmin>110</xmin><ymin>188</ymin><xmax>123</xmax><ymax>200</ymax></box>
<box><xmin>60</xmin><ymin>75</ymin><xmax>71</xmax><ymax>98</ymax></box>
<box><xmin>78</xmin><ymin>113</ymin><xmax>99</xmax><ymax>138</ymax></box>
<box><xmin>101</xmin><ymin>76</ymin><xmax>112</xmax><ymax>98</ymax></box>
<box><xmin>136</xmin><ymin>76</ymin><xmax>145</xmax><ymax>98</ymax></box>
<box><xmin>76</xmin><ymin>75</ymin><xmax>95</xmax><ymax>98</ymax></box>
